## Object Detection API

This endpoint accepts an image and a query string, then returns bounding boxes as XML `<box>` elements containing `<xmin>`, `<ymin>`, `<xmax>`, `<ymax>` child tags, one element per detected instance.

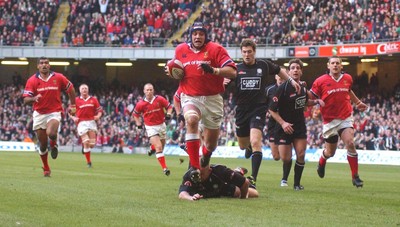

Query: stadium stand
<box><xmin>1</xmin><ymin>0</ymin><xmax>398</xmax><ymax>47</ymax></box>
<box><xmin>0</xmin><ymin>0</ymin><xmax>60</xmax><ymax>46</ymax></box>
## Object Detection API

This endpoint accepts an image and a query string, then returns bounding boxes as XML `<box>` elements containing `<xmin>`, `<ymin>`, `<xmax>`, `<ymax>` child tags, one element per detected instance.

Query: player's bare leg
<box><xmin>47</xmin><ymin>119</ymin><xmax>60</xmax><ymax>159</ymax></box>
<box><xmin>341</xmin><ymin>128</ymin><xmax>363</xmax><ymax>188</ymax></box>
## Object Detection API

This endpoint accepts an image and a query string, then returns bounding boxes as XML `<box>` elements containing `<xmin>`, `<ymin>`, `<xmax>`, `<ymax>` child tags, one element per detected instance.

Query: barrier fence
<box><xmin>1</xmin><ymin>141</ymin><xmax>399</xmax><ymax>166</ymax></box>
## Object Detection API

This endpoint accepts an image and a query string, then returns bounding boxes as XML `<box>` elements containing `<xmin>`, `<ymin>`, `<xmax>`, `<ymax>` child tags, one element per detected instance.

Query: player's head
<box><xmin>37</xmin><ymin>56</ymin><xmax>50</xmax><ymax>74</ymax></box>
<box><xmin>287</xmin><ymin>58</ymin><xmax>303</xmax><ymax>81</ymax></box>
<box><xmin>79</xmin><ymin>84</ymin><xmax>89</xmax><ymax>97</ymax></box>
<box><xmin>190</xmin><ymin>22</ymin><xmax>208</xmax><ymax>50</ymax></box>
<box><xmin>143</xmin><ymin>83</ymin><xmax>154</xmax><ymax>99</ymax></box>
<box><xmin>240</xmin><ymin>39</ymin><xmax>256</xmax><ymax>65</ymax></box>
<box><xmin>327</xmin><ymin>56</ymin><xmax>343</xmax><ymax>75</ymax></box>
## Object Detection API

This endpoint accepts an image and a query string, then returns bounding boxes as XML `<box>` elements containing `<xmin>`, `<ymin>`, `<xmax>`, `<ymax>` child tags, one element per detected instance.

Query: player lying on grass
<box><xmin>178</xmin><ymin>165</ymin><xmax>258</xmax><ymax>201</ymax></box>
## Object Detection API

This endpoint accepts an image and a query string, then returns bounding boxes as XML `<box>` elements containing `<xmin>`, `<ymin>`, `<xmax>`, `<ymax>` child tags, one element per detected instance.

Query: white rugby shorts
<box><xmin>32</xmin><ymin>111</ymin><xmax>61</xmax><ymax>130</ymax></box>
<box><xmin>145</xmin><ymin>123</ymin><xmax>167</xmax><ymax>139</ymax></box>
<box><xmin>322</xmin><ymin>116</ymin><xmax>354</xmax><ymax>139</ymax></box>
<box><xmin>181</xmin><ymin>93</ymin><xmax>223</xmax><ymax>129</ymax></box>
<box><xmin>77</xmin><ymin>120</ymin><xmax>98</xmax><ymax>136</ymax></box>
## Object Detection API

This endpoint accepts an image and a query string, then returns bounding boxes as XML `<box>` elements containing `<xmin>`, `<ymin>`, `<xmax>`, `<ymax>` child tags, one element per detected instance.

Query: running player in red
<box><xmin>70</xmin><ymin>84</ymin><xmax>102</xmax><ymax>168</ymax></box>
<box><xmin>23</xmin><ymin>56</ymin><xmax>76</xmax><ymax>177</ymax></box>
<box><xmin>168</xmin><ymin>22</ymin><xmax>237</xmax><ymax>182</ymax></box>
<box><xmin>310</xmin><ymin>56</ymin><xmax>368</xmax><ymax>188</ymax></box>
<box><xmin>133</xmin><ymin>83</ymin><xmax>173</xmax><ymax>176</ymax></box>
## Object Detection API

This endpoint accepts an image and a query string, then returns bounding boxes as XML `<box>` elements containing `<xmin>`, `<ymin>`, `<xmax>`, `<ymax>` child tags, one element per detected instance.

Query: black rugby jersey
<box><xmin>269</xmin><ymin>81</ymin><xmax>308</xmax><ymax>124</ymax></box>
<box><xmin>234</xmin><ymin>59</ymin><xmax>280</xmax><ymax>105</ymax></box>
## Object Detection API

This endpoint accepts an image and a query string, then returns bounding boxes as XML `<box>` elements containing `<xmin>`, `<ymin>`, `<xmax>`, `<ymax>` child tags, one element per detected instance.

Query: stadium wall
<box><xmin>2</xmin><ymin>141</ymin><xmax>399</xmax><ymax>166</ymax></box>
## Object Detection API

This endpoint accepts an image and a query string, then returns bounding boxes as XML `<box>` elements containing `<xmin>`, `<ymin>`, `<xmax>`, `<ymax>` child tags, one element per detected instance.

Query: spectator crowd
<box><xmin>1</xmin><ymin>71</ymin><xmax>399</xmax><ymax>152</ymax></box>
<box><xmin>1</xmin><ymin>0</ymin><xmax>399</xmax><ymax>47</ymax></box>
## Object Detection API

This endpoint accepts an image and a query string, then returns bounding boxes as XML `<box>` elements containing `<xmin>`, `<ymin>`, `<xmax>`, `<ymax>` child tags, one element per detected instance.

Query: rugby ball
<box><xmin>166</xmin><ymin>59</ymin><xmax>185</xmax><ymax>80</ymax></box>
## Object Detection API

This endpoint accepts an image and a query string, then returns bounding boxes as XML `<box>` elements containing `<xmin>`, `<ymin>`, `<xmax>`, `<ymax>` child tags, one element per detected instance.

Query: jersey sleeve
<box><xmin>269</xmin><ymin>83</ymin><xmax>285</xmax><ymax>112</ymax></box>
<box><xmin>93</xmin><ymin>97</ymin><xmax>102</xmax><ymax>113</ymax></box>
<box><xmin>160</xmin><ymin>96</ymin><xmax>171</xmax><ymax>109</ymax></box>
<box><xmin>132</xmin><ymin>102</ymin><xmax>142</xmax><ymax>117</ymax></box>
<box><xmin>59</xmin><ymin>74</ymin><xmax>73</xmax><ymax>93</ymax></box>
<box><xmin>266</xmin><ymin>60</ymin><xmax>281</xmax><ymax>75</ymax></box>
<box><xmin>310</xmin><ymin>77</ymin><xmax>321</xmax><ymax>98</ymax></box>
<box><xmin>215</xmin><ymin>44</ymin><xmax>236</xmax><ymax>69</ymax></box>
<box><xmin>23</xmin><ymin>77</ymin><xmax>35</xmax><ymax>98</ymax></box>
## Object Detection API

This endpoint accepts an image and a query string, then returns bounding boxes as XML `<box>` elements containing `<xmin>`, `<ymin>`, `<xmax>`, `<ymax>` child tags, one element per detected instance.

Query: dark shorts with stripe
<box><xmin>235</xmin><ymin>104</ymin><xmax>267</xmax><ymax>137</ymax></box>
<box><xmin>275</xmin><ymin>122</ymin><xmax>307</xmax><ymax>145</ymax></box>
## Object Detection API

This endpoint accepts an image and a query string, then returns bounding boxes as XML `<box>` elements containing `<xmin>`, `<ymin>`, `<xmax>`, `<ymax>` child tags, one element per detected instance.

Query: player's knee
<box><xmin>345</xmin><ymin>140</ymin><xmax>356</xmax><ymax>151</ymax></box>
<box><xmin>48</xmin><ymin>133</ymin><xmax>57</xmax><ymax>141</ymax></box>
<box><xmin>296</xmin><ymin>154</ymin><xmax>305</xmax><ymax>162</ymax></box>
<box><xmin>184</xmin><ymin>110</ymin><xmax>200</xmax><ymax>126</ymax></box>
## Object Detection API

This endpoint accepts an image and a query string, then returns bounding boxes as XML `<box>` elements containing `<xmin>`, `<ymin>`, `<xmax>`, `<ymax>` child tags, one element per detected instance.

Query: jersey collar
<box><xmin>35</xmin><ymin>71</ymin><xmax>55</xmax><ymax>82</ymax></box>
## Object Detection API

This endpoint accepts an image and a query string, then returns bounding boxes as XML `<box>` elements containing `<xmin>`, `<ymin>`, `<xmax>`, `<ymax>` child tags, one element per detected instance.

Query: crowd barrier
<box><xmin>1</xmin><ymin>141</ymin><xmax>399</xmax><ymax>166</ymax></box>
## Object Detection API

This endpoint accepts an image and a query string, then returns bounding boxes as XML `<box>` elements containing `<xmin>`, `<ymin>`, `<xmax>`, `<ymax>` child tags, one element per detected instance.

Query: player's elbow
<box><xmin>224</xmin><ymin>66</ymin><xmax>237</xmax><ymax>79</ymax></box>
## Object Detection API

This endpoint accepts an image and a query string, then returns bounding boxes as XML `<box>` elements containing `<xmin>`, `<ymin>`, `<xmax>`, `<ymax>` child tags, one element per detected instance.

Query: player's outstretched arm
<box><xmin>178</xmin><ymin>191</ymin><xmax>203</xmax><ymax>201</ymax></box>
<box><xmin>349</xmin><ymin>90</ymin><xmax>368</xmax><ymax>112</ymax></box>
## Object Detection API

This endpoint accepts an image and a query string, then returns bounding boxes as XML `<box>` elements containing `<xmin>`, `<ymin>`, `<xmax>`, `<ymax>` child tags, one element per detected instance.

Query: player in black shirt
<box><xmin>265</xmin><ymin>75</ymin><xmax>285</xmax><ymax>162</ymax></box>
<box><xmin>178</xmin><ymin>164</ymin><xmax>259</xmax><ymax>201</ymax></box>
<box><xmin>269</xmin><ymin>58</ymin><xmax>324</xmax><ymax>190</ymax></box>
<box><xmin>234</xmin><ymin>39</ymin><xmax>300</xmax><ymax>186</ymax></box>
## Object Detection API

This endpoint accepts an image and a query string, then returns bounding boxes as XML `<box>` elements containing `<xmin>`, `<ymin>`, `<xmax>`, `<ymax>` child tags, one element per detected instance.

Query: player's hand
<box><xmin>178</xmin><ymin>114</ymin><xmax>185</xmax><ymax>124</ymax></box>
<box><xmin>71</xmin><ymin>116</ymin><xmax>79</xmax><ymax>124</ymax></box>
<box><xmin>165</xmin><ymin>113</ymin><xmax>172</xmax><ymax>121</ymax></box>
<box><xmin>281</xmin><ymin>122</ymin><xmax>294</xmax><ymax>134</ymax></box>
<box><xmin>200</xmin><ymin>63</ymin><xmax>214</xmax><ymax>74</ymax></box>
<box><xmin>356</xmin><ymin>102</ymin><xmax>368</xmax><ymax>112</ymax></box>
<box><xmin>191</xmin><ymin>193</ymin><xmax>203</xmax><ymax>201</ymax></box>
<box><xmin>315</xmin><ymin>99</ymin><xmax>325</xmax><ymax>107</ymax></box>
<box><xmin>290</xmin><ymin>79</ymin><xmax>301</xmax><ymax>94</ymax></box>
<box><xmin>164</xmin><ymin>65</ymin><xmax>171</xmax><ymax>77</ymax></box>
<box><xmin>33</xmin><ymin>94</ymin><xmax>42</xmax><ymax>102</ymax></box>
<box><xmin>223</xmin><ymin>78</ymin><xmax>231</xmax><ymax>85</ymax></box>
<box><xmin>69</xmin><ymin>104</ymin><xmax>76</xmax><ymax>116</ymax></box>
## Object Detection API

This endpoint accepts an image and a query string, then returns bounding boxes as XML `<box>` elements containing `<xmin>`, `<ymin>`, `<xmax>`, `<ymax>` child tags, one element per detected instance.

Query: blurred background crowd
<box><xmin>1</xmin><ymin>72</ymin><xmax>399</xmax><ymax>151</ymax></box>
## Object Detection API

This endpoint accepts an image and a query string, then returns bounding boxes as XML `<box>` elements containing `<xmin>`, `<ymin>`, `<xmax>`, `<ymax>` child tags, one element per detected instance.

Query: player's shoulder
<box><xmin>52</xmin><ymin>71</ymin><xmax>67</xmax><ymax>78</ymax></box>
<box><xmin>205</xmin><ymin>41</ymin><xmax>226</xmax><ymax>52</ymax></box>
<box><xmin>266</xmin><ymin>83</ymin><xmax>277</xmax><ymax>93</ymax></box>
<box><xmin>176</xmin><ymin>43</ymin><xmax>189</xmax><ymax>52</ymax></box>
<box><xmin>314</xmin><ymin>73</ymin><xmax>329</xmax><ymax>82</ymax></box>
<box><xmin>342</xmin><ymin>73</ymin><xmax>353</xmax><ymax>79</ymax></box>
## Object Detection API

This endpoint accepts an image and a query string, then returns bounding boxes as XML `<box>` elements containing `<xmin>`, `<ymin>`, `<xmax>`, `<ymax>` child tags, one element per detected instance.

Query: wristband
<box><xmin>288</xmin><ymin>77</ymin><xmax>293</xmax><ymax>83</ymax></box>
<box><xmin>356</xmin><ymin>101</ymin><xmax>361</xmax><ymax>105</ymax></box>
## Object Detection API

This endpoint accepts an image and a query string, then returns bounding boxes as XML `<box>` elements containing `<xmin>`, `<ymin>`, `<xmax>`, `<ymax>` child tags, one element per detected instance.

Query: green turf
<box><xmin>0</xmin><ymin>151</ymin><xmax>399</xmax><ymax>227</ymax></box>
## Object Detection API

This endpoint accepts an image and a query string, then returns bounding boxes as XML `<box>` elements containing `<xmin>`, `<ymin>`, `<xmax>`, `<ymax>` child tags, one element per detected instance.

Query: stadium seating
<box><xmin>1</xmin><ymin>0</ymin><xmax>398</xmax><ymax>47</ymax></box>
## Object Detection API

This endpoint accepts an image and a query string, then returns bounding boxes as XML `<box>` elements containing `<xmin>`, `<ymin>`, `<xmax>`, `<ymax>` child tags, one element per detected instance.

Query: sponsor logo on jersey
<box><xmin>240</xmin><ymin>77</ymin><xmax>261</xmax><ymax>90</ymax></box>
<box><xmin>295</xmin><ymin>96</ymin><xmax>306</xmax><ymax>109</ymax></box>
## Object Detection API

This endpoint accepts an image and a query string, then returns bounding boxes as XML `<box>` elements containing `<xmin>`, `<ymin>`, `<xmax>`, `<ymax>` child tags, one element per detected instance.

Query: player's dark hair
<box><xmin>37</xmin><ymin>56</ymin><xmax>49</xmax><ymax>64</ymax></box>
<box><xmin>240</xmin><ymin>38</ymin><xmax>256</xmax><ymax>51</ymax></box>
<box><xmin>288</xmin><ymin>58</ymin><xmax>303</xmax><ymax>69</ymax></box>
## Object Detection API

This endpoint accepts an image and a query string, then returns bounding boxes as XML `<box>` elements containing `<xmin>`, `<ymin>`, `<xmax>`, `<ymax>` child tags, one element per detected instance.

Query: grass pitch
<box><xmin>0</xmin><ymin>151</ymin><xmax>399</xmax><ymax>227</ymax></box>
